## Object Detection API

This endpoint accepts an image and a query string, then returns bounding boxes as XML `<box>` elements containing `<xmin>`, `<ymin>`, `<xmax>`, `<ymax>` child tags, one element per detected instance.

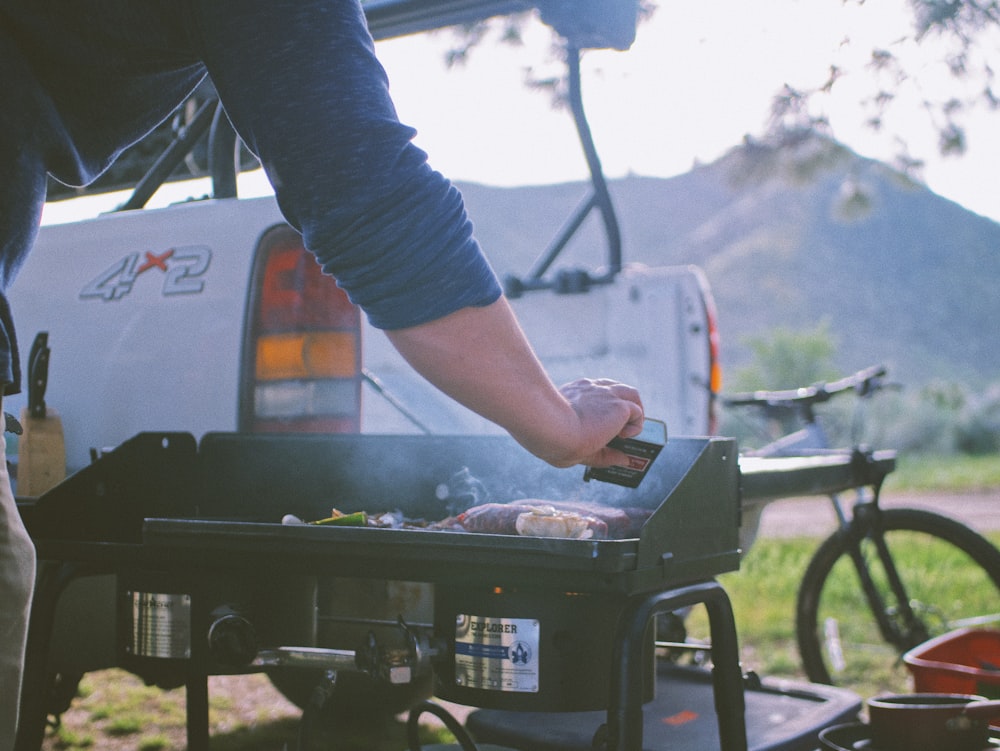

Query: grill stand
<box><xmin>17</xmin><ymin>567</ymin><xmax>746</xmax><ymax>751</ymax></box>
<box><xmin>185</xmin><ymin>672</ymin><xmax>210</xmax><ymax>751</ymax></box>
<box><xmin>605</xmin><ymin>580</ymin><xmax>746</xmax><ymax>751</ymax></box>
<box><xmin>16</xmin><ymin>432</ymin><xmax>746</xmax><ymax>749</ymax></box>
<box><xmin>13</xmin><ymin>559</ymin><xmax>223</xmax><ymax>751</ymax></box>
<box><xmin>16</xmin><ymin>560</ymin><xmax>82</xmax><ymax>751</ymax></box>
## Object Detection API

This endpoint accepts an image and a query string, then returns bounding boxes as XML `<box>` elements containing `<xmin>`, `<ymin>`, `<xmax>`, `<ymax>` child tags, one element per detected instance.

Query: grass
<box><xmin>888</xmin><ymin>452</ymin><xmax>1000</xmax><ymax>492</ymax></box>
<box><xmin>41</xmin><ymin>672</ymin><xmax>455</xmax><ymax>751</ymax></box>
<box><xmin>683</xmin><ymin>537</ymin><xmax>819</xmax><ymax>684</ymax></box>
<box><xmin>49</xmin><ymin>727</ymin><xmax>94</xmax><ymax>749</ymax></box>
<box><xmin>685</xmin><ymin>529</ymin><xmax>1000</xmax><ymax>700</ymax></box>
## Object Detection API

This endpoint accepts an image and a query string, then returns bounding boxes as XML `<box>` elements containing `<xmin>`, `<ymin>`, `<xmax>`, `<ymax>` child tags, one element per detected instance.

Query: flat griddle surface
<box><xmin>141</xmin><ymin>516</ymin><xmax>641</xmax><ymax>585</ymax></box>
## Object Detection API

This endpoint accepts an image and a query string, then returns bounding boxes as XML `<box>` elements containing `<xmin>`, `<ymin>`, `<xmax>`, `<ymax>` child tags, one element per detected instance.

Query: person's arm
<box><xmin>385</xmin><ymin>297</ymin><xmax>644</xmax><ymax>468</ymax></box>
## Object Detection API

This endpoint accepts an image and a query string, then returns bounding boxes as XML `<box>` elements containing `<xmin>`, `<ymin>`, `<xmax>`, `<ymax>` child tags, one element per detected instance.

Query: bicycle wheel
<box><xmin>796</xmin><ymin>507</ymin><xmax>1000</xmax><ymax>694</ymax></box>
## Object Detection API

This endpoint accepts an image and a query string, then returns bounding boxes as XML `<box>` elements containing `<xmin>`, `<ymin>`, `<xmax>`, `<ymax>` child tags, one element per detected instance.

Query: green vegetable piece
<box><xmin>311</xmin><ymin>511</ymin><xmax>368</xmax><ymax>527</ymax></box>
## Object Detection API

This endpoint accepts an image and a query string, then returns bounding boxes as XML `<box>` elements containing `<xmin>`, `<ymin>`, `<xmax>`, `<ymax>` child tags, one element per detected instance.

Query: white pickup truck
<box><xmin>10</xmin><ymin>197</ymin><xmax>719</xmax><ymax>476</ymax></box>
<box><xmin>11</xmin><ymin>0</ymin><xmax>721</xmax><ymax>722</ymax></box>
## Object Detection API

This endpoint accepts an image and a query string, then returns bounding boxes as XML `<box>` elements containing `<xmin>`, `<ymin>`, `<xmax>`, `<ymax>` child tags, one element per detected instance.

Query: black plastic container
<box><xmin>467</xmin><ymin>663</ymin><xmax>862</xmax><ymax>751</ymax></box>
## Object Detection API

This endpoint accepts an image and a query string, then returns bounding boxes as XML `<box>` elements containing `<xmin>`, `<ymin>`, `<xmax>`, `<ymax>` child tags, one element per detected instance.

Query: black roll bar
<box><xmin>116</xmin><ymin>98</ymin><xmax>220</xmax><ymax>212</ymax></box>
<box><xmin>208</xmin><ymin>104</ymin><xmax>239</xmax><ymax>200</ymax></box>
<box><xmin>503</xmin><ymin>44</ymin><xmax>622</xmax><ymax>297</ymax></box>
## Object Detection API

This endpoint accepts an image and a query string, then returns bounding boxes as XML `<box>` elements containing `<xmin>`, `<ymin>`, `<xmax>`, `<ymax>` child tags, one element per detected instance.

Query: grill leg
<box><xmin>186</xmin><ymin>672</ymin><xmax>210</xmax><ymax>751</ymax></box>
<box><xmin>605</xmin><ymin>580</ymin><xmax>747</xmax><ymax>751</ymax></box>
<box><xmin>15</xmin><ymin>561</ymin><xmax>85</xmax><ymax>751</ymax></box>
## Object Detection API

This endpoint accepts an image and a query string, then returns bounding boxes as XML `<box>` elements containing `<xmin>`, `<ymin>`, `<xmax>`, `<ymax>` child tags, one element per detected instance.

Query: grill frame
<box><xmin>28</xmin><ymin>431</ymin><xmax>741</xmax><ymax>593</ymax></box>
<box><xmin>19</xmin><ymin>431</ymin><xmax>747</xmax><ymax>750</ymax></box>
<box><xmin>194</xmin><ymin>431</ymin><xmax>737</xmax><ymax>592</ymax></box>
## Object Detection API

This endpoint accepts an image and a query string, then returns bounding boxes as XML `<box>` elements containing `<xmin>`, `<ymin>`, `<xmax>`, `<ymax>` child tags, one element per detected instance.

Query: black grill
<box><xmin>19</xmin><ymin>431</ymin><xmax>747</xmax><ymax>751</ymax></box>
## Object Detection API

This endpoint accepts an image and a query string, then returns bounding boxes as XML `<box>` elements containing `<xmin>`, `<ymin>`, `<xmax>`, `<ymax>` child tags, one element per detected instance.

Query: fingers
<box><xmin>556</xmin><ymin>378</ymin><xmax>646</xmax><ymax>468</ymax></box>
<box><xmin>586</xmin><ymin>444</ymin><xmax>632</xmax><ymax>468</ymax></box>
<box><xmin>617</xmin><ymin>392</ymin><xmax>645</xmax><ymax>439</ymax></box>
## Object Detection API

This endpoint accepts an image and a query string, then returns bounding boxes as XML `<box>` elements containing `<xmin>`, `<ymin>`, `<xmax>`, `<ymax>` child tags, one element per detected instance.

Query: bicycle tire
<box><xmin>796</xmin><ymin>507</ymin><xmax>1000</xmax><ymax>692</ymax></box>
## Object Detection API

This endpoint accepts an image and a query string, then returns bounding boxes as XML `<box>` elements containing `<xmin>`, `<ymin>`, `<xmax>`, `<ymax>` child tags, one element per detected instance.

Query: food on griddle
<box><xmin>458</xmin><ymin>501</ymin><xmax>607</xmax><ymax>538</ymax></box>
<box><xmin>514</xmin><ymin>506</ymin><xmax>600</xmax><ymax>539</ymax></box>
<box><xmin>369</xmin><ymin>510</ymin><xmax>411</xmax><ymax>528</ymax></box>
<box><xmin>289</xmin><ymin>500</ymin><xmax>653</xmax><ymax>539</ymax></box>
<box><xmin>457</xmin><ymin>500</ymin><xmax>647</xmax><ymax>539</ymax></box>
<box><xmin>311</xmin><ymin>509</ymin><xmax>369</xmax><ymax>527</ymax></box>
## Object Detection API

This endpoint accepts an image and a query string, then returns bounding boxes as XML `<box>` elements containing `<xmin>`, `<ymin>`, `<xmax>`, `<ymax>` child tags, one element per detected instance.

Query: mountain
<box><xmin>455</xmin><ymin>143</ymin><xmax>1000</xmax><ymax>388</ymax></box>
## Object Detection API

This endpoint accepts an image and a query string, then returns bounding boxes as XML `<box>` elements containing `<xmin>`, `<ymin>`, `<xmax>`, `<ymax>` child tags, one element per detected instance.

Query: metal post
<box><xmin>185</xmin><ymin>672</ymin><xmax>210</xmax><ymax>751</ymax></box>
<box><xmin>15</xmin><ymin>562</ymin><xmax>88</xmax><ymax>751</ymax></box>
<box><xmin>605</xmin><ymin>580</ymin><xmax>747</xmax><ymax>751</ymax></box>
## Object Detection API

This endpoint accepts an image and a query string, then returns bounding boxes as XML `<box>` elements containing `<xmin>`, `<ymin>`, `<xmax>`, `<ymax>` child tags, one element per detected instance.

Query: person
<box><xmin>0</xmin><ymin>1</ymin><xmax>645</xmax><ymax>745</ymax></box>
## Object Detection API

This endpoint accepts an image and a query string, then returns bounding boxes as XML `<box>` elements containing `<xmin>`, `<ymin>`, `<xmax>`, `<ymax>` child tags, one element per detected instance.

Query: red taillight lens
<box><xmin>700</xmin><ymin>274</ymin><xmax>722</xmax><ymax>435</ymax></box>
<box><xmin>257</xmin><ymin>243</ymin><xmax>358</xmax><ymax>331</ymax></box>
<box><xmin>241</xmin><ymin>225</ymin><xmax>362</xmax><ymax>433</ymax></box>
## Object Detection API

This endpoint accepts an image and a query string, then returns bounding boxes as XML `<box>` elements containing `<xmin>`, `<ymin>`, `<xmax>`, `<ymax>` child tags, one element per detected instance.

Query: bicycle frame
<box><xmin>730</xmin><ymin>365</ymin><xmax>1000</xmax><ymax>691</ymax></box>
<box><xmin>840</xmin><ymin>495</ymin><xmax>932</xmax><ymax>655</ymax></box>
<box><xmin>730</xmin><ymin>365</ymin><xmax>891</xmax><ymax>543</ymax></box>
<box><xmin>727</xmin><ymin>367</ymin><xmax>931</xmax><ymax>670</ymax></box>
<box><xmin>742</xmin><ymin>378</ymin><xmax>931</xmax><ymax>655</ymax></box>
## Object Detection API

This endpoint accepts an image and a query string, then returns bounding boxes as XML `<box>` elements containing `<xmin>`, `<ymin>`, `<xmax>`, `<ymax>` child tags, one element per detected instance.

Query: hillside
<box><xmin>455</xmin><ymin>145</ymin><xmax>1000</xmax><ymax>388</ymax></box>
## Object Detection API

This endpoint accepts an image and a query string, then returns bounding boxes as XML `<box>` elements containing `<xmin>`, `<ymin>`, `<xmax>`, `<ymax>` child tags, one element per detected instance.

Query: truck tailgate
<box><xmin>7</xmin><ymin>197</ymin><xmax>285</xmax><ymax>472</ymax></box>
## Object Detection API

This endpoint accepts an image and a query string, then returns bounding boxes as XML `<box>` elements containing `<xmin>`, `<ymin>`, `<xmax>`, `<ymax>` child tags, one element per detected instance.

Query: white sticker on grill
<box><xmin>453</xmin><ymin>615</ymin><xmax>540</xmax><ymax>693</ymax></box>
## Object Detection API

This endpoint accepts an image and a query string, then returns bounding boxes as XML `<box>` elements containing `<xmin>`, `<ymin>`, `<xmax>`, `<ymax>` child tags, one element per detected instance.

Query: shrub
<box><xmin>955</xmin><ymin>384</ymin><xmax>1000</xmax><ymax>455</ymax></box>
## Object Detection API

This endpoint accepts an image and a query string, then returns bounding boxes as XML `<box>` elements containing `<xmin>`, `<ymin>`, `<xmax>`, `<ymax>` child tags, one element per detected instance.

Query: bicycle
<box><xmin>723</xmin><ymin>364</ymin><xmax>1000</xmax><ymax>694</ymax></box>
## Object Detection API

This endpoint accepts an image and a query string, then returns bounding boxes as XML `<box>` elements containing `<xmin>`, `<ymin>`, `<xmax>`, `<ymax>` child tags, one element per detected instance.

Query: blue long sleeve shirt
<box><xmin>0</xmin><ymin>0</ymin><xmax>502</xmax><ymax>393</ymax></box>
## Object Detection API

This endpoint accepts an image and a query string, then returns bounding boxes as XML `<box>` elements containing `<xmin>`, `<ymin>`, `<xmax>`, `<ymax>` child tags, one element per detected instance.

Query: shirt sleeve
<box><xmin>194</xmin><ymin>0</ymin><xmax>503</xmax><ymax>330</ymax></box>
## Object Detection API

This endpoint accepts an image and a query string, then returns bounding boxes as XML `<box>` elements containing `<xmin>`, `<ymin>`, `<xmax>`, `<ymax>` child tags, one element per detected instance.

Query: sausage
<box><xmin>456</xmin><ymin>500</ymin><xmax>649</xmax><ymax>539</ymax></box>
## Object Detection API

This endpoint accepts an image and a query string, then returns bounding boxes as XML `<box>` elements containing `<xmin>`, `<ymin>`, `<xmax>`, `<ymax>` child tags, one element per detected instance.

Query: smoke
<box><xmin>436</xmin><ymin>467</ymin><xmax>489</xmax><ymax>516</ymax></box>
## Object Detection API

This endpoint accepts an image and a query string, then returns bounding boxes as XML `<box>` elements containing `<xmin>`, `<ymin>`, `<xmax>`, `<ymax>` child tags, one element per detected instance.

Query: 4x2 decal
<box><xmin>80</xmin><ymin>245</ymin><xmax>212</xmax><ymax>301</ymax></box>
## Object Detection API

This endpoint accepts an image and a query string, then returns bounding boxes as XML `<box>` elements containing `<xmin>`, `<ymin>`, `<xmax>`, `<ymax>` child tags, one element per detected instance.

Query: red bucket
<box><xmin>904</xmin><ymin>628</ymin><xmax>1000</xmax><ymax>699</ymax></box>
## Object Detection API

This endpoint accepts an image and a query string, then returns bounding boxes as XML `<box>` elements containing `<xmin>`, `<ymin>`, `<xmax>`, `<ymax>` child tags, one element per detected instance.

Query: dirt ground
<box><xmin>756</xmin><ymin>487</ymin><xmax>1000</xmax><ymax>539</ymax></box>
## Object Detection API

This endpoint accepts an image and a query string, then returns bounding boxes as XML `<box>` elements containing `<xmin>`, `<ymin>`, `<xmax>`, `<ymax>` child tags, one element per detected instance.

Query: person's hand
<box><xmin>385</xmin><ymin>299</ymin><xmax>645</xmax><ymax>470</ymax></box>
<box><xmin>547</xmin><ymin>378</ymin><xmax>645</xmax><ymax>469</ymax></box>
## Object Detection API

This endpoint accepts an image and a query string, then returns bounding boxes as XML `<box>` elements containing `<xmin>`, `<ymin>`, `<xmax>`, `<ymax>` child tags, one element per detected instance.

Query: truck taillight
<box><xmin>700</xmin><ymin>273</ymin><xmax>723</xmax><ymax>435</ymax></box>
<box><xmin>241</xmin><ymin>225</ymin><xmax>362</xmax><ymax>433</ymax></box>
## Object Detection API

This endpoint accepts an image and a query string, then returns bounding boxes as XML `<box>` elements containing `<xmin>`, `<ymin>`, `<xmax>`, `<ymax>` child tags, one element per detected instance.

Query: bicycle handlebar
<box><xmin>722</xmin><ymin>364</ymin><xmax>890</xmax><ymax>410</ymax></box>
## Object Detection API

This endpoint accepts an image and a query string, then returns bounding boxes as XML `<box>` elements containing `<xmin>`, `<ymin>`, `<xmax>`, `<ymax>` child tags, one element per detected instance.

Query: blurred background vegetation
<box><xmin>719</xmin><ymin>321</ymin><xmax>1000</xmax><ymax>468</ymax></box>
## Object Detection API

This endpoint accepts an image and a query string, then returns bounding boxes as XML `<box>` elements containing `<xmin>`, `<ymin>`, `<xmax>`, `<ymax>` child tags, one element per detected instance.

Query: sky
<box><xmin>41</xmin><ymin>0</ymin><xmax>1000</xmax><ymax>225</ymax></box>
<box><xmin>374</xmin><ymin>0</ymin><xmax>1000</xmax><ymax>221</ymax></box>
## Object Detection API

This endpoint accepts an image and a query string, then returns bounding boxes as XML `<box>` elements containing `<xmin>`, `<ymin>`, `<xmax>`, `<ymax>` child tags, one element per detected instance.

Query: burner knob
<box><xmin>208</xmin><ymin>611</ymin><xmax>259</xmax><ymax>667</ymax></box>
